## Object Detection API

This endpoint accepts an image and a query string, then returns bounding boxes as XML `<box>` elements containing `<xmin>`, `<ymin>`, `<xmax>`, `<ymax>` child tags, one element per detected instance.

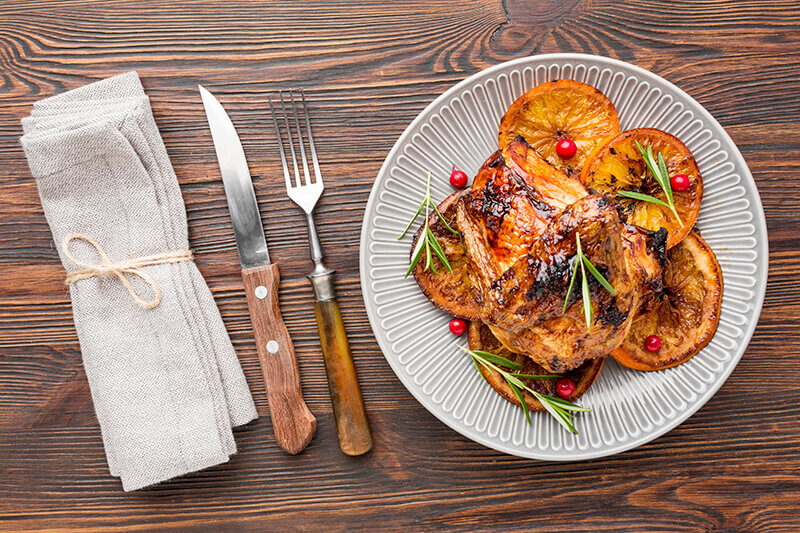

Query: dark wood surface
<box><xmin>1</xmin><ymin>1</ymin><xmax>799</xmax><ymax>531</ymax></box>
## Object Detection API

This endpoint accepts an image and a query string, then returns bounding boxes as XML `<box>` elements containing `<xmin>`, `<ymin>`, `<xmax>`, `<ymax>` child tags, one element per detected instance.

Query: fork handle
<box><xmin>243</xmin><ymin>263</ymin><xmax>316</xmax><ymax>454</ymax></box>
<box><xmin>309</xmin><ymin>268</ymin><xmax>373</xmax><ymax>456</ymax></box>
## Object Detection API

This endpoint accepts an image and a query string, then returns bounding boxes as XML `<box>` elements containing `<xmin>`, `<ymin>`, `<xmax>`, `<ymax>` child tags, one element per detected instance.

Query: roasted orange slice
<box><xmin>611</xmin><ymin>232</ymin><xmax>722</xmax><ymax>371</ymax></box>
<box><xmin>580</xmin><ymin>128</ymin><xmax>703</xmax><ymax>249</ymax></box>
<box><xmin>498</xmin><ymin>80</ymin><xmax>620</xmax><ymax>178</ymax></box>
<box><xmin>468</xmin><ymin>321</ymin><xmax>603</xmax><ymax>410</ymax></box>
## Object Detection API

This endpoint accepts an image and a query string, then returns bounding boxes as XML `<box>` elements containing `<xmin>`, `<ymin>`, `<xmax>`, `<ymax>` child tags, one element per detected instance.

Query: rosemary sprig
<box><xmin>399</xmin><ymin>171</ymin><xmax>458</xmax><ymax>278</ymax></box>
<box><xmin>616</xmin><ymin>141</ymin><xmax>683</xmax><ymax>226</ymax></box>
<box><xmin>461</xmin><ymin>346</ymin><xmax>591</xmax><ymax>434</ymax></box>
<box><xmin>563</xmin><ymin>234</ymin><xmax>617</xmax><ymax>328</ymax></box>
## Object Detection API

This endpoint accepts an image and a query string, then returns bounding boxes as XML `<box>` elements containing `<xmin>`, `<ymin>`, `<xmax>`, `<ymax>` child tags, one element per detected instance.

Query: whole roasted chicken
<box><xmin>412</xmin><ymin>136</ymin><xmax>666</xmax><ymax>373</ymax></box>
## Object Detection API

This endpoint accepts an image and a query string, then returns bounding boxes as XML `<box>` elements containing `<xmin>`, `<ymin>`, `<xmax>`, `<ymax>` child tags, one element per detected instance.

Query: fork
<box><xmin>269</xmin><ymin>89</ymin><xmax>373</xmax><ymax>456</ymax></box>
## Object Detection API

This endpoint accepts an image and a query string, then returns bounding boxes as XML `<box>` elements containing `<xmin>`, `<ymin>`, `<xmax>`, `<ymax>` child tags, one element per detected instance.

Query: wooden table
<box><xmin>2</xmin><ymin>1</ymin><xmax>799</xmax><ymax>530</ymax></box>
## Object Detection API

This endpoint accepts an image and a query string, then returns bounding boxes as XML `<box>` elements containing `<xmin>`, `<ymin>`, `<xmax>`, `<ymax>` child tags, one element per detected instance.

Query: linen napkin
<box><xmin>20</xmin><ymin>72</ymin><xmax>258</xmax><ymax>491</ymax></box>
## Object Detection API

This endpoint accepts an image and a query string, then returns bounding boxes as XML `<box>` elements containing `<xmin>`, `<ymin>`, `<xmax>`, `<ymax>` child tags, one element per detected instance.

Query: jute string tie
<box><xmin>62</xmin><ymin>233</ymin><xmax>193</xmax><ymax>309</ymax></box>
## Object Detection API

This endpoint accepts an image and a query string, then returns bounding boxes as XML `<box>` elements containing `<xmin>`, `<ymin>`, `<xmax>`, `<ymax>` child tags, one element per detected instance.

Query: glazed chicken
<box><xmin>413</xmin><ymin>136</ymin><xmax>665</xmax><ymax>373</ymax></box>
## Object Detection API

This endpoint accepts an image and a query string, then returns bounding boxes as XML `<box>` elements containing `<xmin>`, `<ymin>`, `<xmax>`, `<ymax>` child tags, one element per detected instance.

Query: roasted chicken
<box><xmin>413</xmin><ymin>136</ymin><xmax>666</xmax><ymax>373</ymax></box>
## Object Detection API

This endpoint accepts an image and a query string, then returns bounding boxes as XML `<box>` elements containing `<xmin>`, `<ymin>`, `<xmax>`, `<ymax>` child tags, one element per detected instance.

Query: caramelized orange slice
<box><xmin>499</xmin><ymin>80</ymin><xmax>620</xmax><ymax>178</ymax></box>
<box><xmin>468</xmin><ymin>321</ymin><xmax>603</xmax><ymax>410</ymax></box>
<box><xmin>611</xmin><ymin>232</ymin><xmax>722</xmax><ymax>371</ymax></box>
<box><xmin>580</xmin><ymin>128</ymin><xmax>703</xmax><ymax>248</ymax></box>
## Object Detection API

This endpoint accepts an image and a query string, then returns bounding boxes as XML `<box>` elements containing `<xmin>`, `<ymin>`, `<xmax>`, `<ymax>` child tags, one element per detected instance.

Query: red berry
<box><xmin>670</xmin><ymin>173</ymin><xmax>690</xmax><ymax>192</ymax></box>
<box><xmin>555</xmin><ymin>138</ymin><xmax>577</xmax><ymax>159</ymax></box>
<box><xmin>449</xmin><ymin>165</ymin><xmax>468</xmax><ymax>189</ymax></box>
<box><xmin>644</xmin><ymin>335</ymin><xmax>662</xmax><ymax>352</ymax></box>
<box><xmin>449</xmin><ymin>318</ymin><xmax>467</xmax><ymax>336</ymax></box>
<box><xmin>556</xmin><ymin>378</ymin><xmax>576</xmax><ymax>398</ymax></box>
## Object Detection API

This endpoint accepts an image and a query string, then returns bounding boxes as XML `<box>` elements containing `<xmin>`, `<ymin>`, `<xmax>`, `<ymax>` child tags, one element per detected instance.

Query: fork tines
<box><xmin>268</xmin><ymin>89</ymin><xmax>323</xmax><ymax>193</ymax></box>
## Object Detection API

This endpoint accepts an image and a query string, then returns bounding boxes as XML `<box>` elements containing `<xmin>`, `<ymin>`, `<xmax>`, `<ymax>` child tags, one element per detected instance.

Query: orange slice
<box><xmin>499</xmin><ymin>80</ymin><xmax>620</xmax><ymax>178</ymax></box>
<box><xmin>580</xmin><ymin>128</ymin><xmax>703</xmax><ymax>249</ymax></box>
<box><xmin>611</xmin><ymin>232</ymin><xmax>722</xmax><ymax>371</ymax></box>
<box><xmin>468</xmin><ymin>321</ymin><xmax>603</xmax><ymax>410</ymax></box>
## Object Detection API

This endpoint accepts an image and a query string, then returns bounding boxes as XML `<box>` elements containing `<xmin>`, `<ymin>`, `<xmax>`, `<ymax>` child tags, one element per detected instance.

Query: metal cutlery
<box><xmin>269</xmin><ymin>90</ymin><xmax>373</xmax><ymax>456</ymax></box>
<box><xmin>200</xmin><ymin>85</ymin><xmax>316</xmax><ymax>455</ymax></box>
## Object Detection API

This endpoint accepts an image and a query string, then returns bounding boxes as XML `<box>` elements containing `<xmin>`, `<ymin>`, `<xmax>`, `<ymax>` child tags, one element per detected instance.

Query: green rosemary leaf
<box><xmin>404</xmin><ymin>233</ymin><xmax>427</xmax><ymax>278</ymax></box>
<box><xmin>398</xmin><ymin>201</ymin><xmax>424</xmax><ymax>239</ymax></box>
<box><xmin>669</xmin><ymin>205</ymin><xmax>683</xmax><ymax>226</ymax></box>
<box><xmin>636</xmin><ymin>141</ymin><xmax>662</xmax><ymax>191</ymax></box>
<box><xmin>577</xmin><ymin>235</ymin><xmax>592</xmax><ymax>328</ymax></box>
<box><xmin>471</xmin><ymin>350</ymin><xmax>524</xmax><ymax>369</ymax></box>
<box><xmin>537</xmin><ymin>393</ymin><xmax>593</xmax><ymax>412</ymax></box>
<box><xmin>508</xmin><ymin>381</ymin><xmax>531</xmax><ymax>425</ymax></box>
<box><xmin>581</xmin><ymin>255</ymin><xmax>617</xmax><ymax>296</ymax></box>
<box><xmin>632</xmin><ymin>142</ymin><xmax>684</xmax><ymax>227</ymax></box>
<box><xmin>564</xmin><ymin>233</ymin><xmax>615</xmax><ymax>322</ymax></box>
<box><xmin>402</xmin><ymin>170</ymin><xmax>460</xmax><ymax>277</ymax></box>
<box><xmin>647</xmin><ymin>143</ymin><xmax>662</xmax><ymax>183</ymax></box>
<box><xmin>504</xmin><ymin>373</ymin><xmax>527</xmax><ymax>391</ymax></box>
<box><xmin>463</xmin><ymin>346</ymin><xmax>590</xmax><ymax>433</ymax></box>
<box><xmin>616</xmin><ymin>189</ymin><xmax>672</xmax><ymax>208</ymax></box>
<box><xmin>656</xmin><ymin>151</ymin><xmax>684</xmax><ymax>225</ymax></box>
<box><xmin>657</xmin><ymin>151</ymin><xmax>674</xmax><ymax>205</ymax></box>
<box><xmin>562</xmin><ymin>253</ymin><xmax>579</xmax><ymax>313</ymax></box>
<box><xmin>423</xmin><ymin>233</ymin><xmax>432</xmax><ymax>271</ymax></box>
<box><xmin>432</xmin><ymin>200</ymin><xmax>458</xmax><ymax>235</ymax></box>
<box><xmin>580</xmin><ymin>264</ymin><xmax>591</xmax><ymax>327</ymax></box>
<box><xmin>534</xmin><ymin>392</ymin><xmax>577</xmax><ymax>434</ymax></box>
<box><xmin>549</xmin><ymin>402</ymin><xmax>574</xmax><ymax>420</ymax></box>
<box><xmin>510</xmin><ymin>373</ymin><xmax>561</xmax><ymax>379</ymax></box>
<box><xmin>471</xmin><ymin>355</ymin><xmax>488</xmax><ymax>382</ymax></box>
<box><xmin>427</xmin><ymin>227</ymin><xmax>453</xmax><ymax>273</ymax></box>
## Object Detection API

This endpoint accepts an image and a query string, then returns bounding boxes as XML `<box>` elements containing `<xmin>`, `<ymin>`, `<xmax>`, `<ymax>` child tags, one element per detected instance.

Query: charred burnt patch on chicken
<box><xmin>599</xmin><ymin>300</ymin><xmax>628</xmax><ymax>327</ymax></box>
<box><xmin>526</xmin><ymin>251</ymin><xmax>573</xmax><ymax>303</ymax></box>
<box><xmin>648</xmin><ymin>227</ymin><xmax>668</xmax><ymax>267</ymax></box>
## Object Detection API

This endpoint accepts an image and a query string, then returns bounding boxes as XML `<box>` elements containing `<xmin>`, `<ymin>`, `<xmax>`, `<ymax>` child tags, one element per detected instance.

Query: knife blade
<box><xmin>199</xmin><ymin>85</ymin><xmax>316</xmax><ymax>454</ymax></box>
<box><xmin>199</xmin><ymin>86</ymin><xmax>269</xmax><ymax>270</ymax></box>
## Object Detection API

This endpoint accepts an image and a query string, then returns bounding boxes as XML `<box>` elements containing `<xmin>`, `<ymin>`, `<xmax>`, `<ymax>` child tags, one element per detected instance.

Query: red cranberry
<box><xmin>449</xmin><ymin>318</ymin><xmax>467</xmax><ymax>336</ymax></box>
<box><xmin>556</xmin><ymin>378</ymin><xmax>576</xmax><ymax>398</ymax></box>
<box><xmin>449</xmin><ymin>165</ymin><xmax>468</xmax><ymax>189</ymax></box>
<box><xmin>670</xmin><ymin>173</ymin><xmax>690</xmax><ymax>192</ymax></box>
<box><xmin>555</xmin><ymin>138</ymin><xmax>577</xmax><ymax>159</ymax></box>
<box><xmin>644</xmin><ymin>335</ymin><xmax>662</xmax><ymax>353</ymax></box>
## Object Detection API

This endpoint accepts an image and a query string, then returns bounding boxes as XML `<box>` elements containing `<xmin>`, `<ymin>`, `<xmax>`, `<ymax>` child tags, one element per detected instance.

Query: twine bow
<box><xmin>62</xmin><ymin>233</ymin><xmax>193</xmax><ymax>309</ymax></box>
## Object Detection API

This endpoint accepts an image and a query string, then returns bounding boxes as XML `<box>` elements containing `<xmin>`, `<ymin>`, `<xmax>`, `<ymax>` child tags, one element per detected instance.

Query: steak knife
<box><xmin>200</xmin><ymin>86</ymin><xmax>316</xmax><ymax>454</ymax></box>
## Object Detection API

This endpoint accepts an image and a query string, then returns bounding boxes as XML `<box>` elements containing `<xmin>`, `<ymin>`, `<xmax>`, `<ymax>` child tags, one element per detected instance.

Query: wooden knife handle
<box><xmin>313</xmin><ymin>291</ymin><xmax>373</xmax><ymax>456</ymax></box>
<box><xmin>242</xmin><ymin>263</ymin><xmax>316</xmax><ymax>454</ymax></box>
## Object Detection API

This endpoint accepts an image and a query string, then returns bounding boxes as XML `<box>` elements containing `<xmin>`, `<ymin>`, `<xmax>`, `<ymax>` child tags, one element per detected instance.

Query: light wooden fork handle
<box><xmin>310</xmin><ymin>267</ymin><xmax>373</xmax><ymax>456</ymax></box>
<box><xmin>242</xmin><ymin>263</ymin><xmax>316</xmax><ymax>454</ymax></box>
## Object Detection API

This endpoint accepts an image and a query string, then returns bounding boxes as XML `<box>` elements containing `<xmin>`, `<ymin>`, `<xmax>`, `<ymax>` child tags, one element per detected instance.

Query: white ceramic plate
<box><xmin>359</xmin><ymin>54</ymin><xmax>767</xmax><ymax>460</ymax></box>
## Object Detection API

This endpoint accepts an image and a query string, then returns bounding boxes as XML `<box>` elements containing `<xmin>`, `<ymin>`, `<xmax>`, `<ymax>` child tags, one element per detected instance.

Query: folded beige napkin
<box><xmin>20</xmin><ymin>72</ymin><xmax>257</xmax><ymax>491</ymax></box>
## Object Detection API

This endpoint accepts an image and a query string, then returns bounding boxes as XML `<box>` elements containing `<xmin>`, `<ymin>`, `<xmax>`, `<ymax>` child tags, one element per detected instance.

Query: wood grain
<box><xmin>1</xmin><ymin>0</ymin><xmax>799</xmax><ymax>530</ymax></box>
<box><xmin>314</xmin><ymin>298</ymin><xmax>373</xmax><ymax>456</ymax></box>
<box><xmin>242</xmin><ymin>263</ymin><xmax>316</xmax><ymax>455</ymax></box>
